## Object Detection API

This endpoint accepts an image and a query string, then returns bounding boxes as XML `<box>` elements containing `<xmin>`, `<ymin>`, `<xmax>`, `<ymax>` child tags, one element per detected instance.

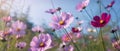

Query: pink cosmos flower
<box><xmin>76</xmin><ymin>0</ymin><xmax>90</xmax><ymax>12</ymax></box>
<box><xmin>50</xmin><ymin>12</ymin><xmax>74</xmax><ymax>30</ymax></box>
<box><xmin>59</xmin><ymin>42</ymin><xmax>74</xmax><ymax>51</ymax></box>
<box><xmin>0</xmin><ymin>29</ymin><xmax>12</xmax><ymax>40</ymax></box>
<box><xmin>29</xmin><ymin>34</ymin><xmax>52</xmax><ymax>51</ymax></box>
<box><xmin>73</xmin><ymin>33</ymin><xmax>82</xmax><ymax>39</ymax></box>
<box><xmin>61</xmin><ymin>32</ymin><xmax>81</xmax><ymax>43</ymax></box>
<box><xmin>56</xmin><ymin>7</ymin><xmax>62</xmax><ymax>11</ymax></box>
<box><xmin>45</xmin><ymin>7</ymin><xmax>61</xmax><ymax>14</ymax></box>
<box><xmin>11</xmin><ymin>20</ymin><xmax>27</xmax><ymax>38</ymax></box>
<box><xmin>16</xmin><ymin>42</ymin><xmax>26</xmax><ymax>49</ymax></box>
<box><xmin>2</xmin><ymin>16</ymin><xmax>12</xmax><ymax>22</ymax></box>
<box><xmin>91</xmin><ymin>13</ymin><xmax>111</xmax><ymax>27</ymax></box>
<box><xmin>61</xmin><ymin>34</ymin><xmax>72</xmax><ymax>42</ymax></box>
<box><xmin>63</xmin><ymin>45</ymin><xmax>74</xmax><ymax>51</ymax></box>
<box><xmin>32</xmin><ymin>26</ymin><xmax>45</xmax><ymax>33</ymax></box>
<box><xmin>45</xmin><ymin>9</ymin><xmax>57</xmax><ymax>14</ymax></box>
<box><xmin>112</xmin><ymin>40</ymin><xmax>120</xmax><ymax>50</ymax></box>
<box><xmin>0</xmin><ymin>31</ymin><xmax>5</xmax><ymax>40</ymax></box>
<box><xmin>78</xmin><ymin>20</ymin><xmax>84</xmax><ymax>25</ymax></box>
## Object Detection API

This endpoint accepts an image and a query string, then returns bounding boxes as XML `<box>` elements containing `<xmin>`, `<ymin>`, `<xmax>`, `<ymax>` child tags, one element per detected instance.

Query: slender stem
<box><xmin>100</xmin><ymin>28</ymin><xmax>106</xmax><ymax>51</ymax></box>
<box><xmin>98</xmin><ymin>1</ymin><xmax>106</xmax><ymax>50</ymax></box>
<box><xmin>50</xmin><ymin>0</ymin><xmax>55</xmax><ymax>9</ymax></box>
<box><xmin>64</xmin><ymin>28</ymin><xmax>80</xmax><ymax>51</ymax></box>
<box><xmin>84</xmin><ymin>9</ymin><xmax>92</xmax><ymax>20</ymax></box>
<box><xmin>53</xmin><ymin>31</ymin><xmax>61</xmax><ymax>41</ymax></box>
<box><xmin>114</xmin><ymin>32</ymin><xmax>119</xmax><ymax>40</ymax></box>
<box><xmin>111</xmin><ymin>8</ymin><xmax>119</xmax><ymax>25</ymax></box>
<box><xmin>98</xmin><ymin>0</ymin><xmax>102</xmax><ymax>14</ymax></box>
<box><xmin>113</xmin><ymin>33</ymin><xmax>118</xmax><ymax>41</ymax></box>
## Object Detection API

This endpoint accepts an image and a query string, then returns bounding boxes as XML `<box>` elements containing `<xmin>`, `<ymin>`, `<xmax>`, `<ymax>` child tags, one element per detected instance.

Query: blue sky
<box><xmin>21</xmin><ymin>0</ymin><xmax>120</xmax><ymax>27</ymax></box>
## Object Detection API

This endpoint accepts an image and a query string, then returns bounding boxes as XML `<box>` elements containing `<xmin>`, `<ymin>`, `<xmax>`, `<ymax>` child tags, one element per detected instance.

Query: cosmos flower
<box><xmin>87</xmin><ymin>28</ymin><xmax>96</xmax><ymax>32</ymax></box>
<box><xmin>76</xmin><ymin>0</ymin><xmax>90</xmax><ymax>12</ymax></box>
<box><xmin>0</xmin><ymin>28</ymin><xmax>12</xmax><ymax>40</ymax></box>
<box><xmin>61</xmin><ymin>34</ymin><xmax>72</xmax><ymax>42</ymax></box>
<box><xmin>0</xmin><ymin>31</ymin><xmax>5</xmax><ymax>40</ymax></box>
<box><xmin>29</xmin><ymin>34</ymin><xmax>52</xmax><ymax>51</ymax></box>
<box><xmin>32</xmin><ymin>26</ymin><xmax>45</xmax><ymax>33</ymax></box>
<box><xmin>45</xmin><ymin>9</ymin><xmax>57</xmax><ymax>14</ymax></box>
<box><xmin>112</xmin><ymin>40</ymin><xmax>120</xmax><ymax>50</ymax></box>
<box><xmin>59</xmin><ymin>42</ymin><xmax>74</xmax><ymax>51</ymax></box>
<box><xmin>16</xmin><ymin>42</ymin><xmax>26</xmax><ymax>49</ymax></box>
<box><xmin>61</xmin><ymin>32</ymin><xmax>81</xmax><ymax>43</ymax></box>
<box><xmin>74</xmin><ymin>33</ymin><xmax>82</xmax><ymax>39</ymax></box>
<box><xmin>71</xmin><ymin>27</ymin><xmax>82</xmax><ymax>33</ymax></box>
<box><xmin>77</xmin><ymin>20</ymin><xmax>84</xmax><ymax>25</ymax></box>
<box><xmin>1</xmin><ymin>16</ymin><xmax>12</xmax><ymax>22</ymax></box>
<box><xmin>91</xmin><ymin>13</ymin><xmax>111</xmax><ymax>27</ymax></box>
<box><xmin>56</xmin><ymin>7</ymin><xmax>62</xmax><ymax>11</ymax></box>
<box><xmin>50</xmin><ymin>12</ymin><xmax>74</xmax><ymax>30</ymax></box>
<box><xmin>45</xmin><ymin>7</ymin><xmax>62</xmax><ymax>14</ymax></box>
<box><xmin>11</xmin><ymin>20</ymin><xmax>27</xmax><ymax>38</ymax></box>
<box><xmin>72</xmin><ymin>33</ymin><xmax>82</xmax><ymax>43</ymax></box>
<box><xmin>63</xmin><ymin>45</ymin><xmax>74</xmax><ymax>51</ymax></box>
<box><xmin>111</xmin><ymin>26</ymin><xmax>118</xmax><ymax>33</ymax></box>
<box><xmin>105</xmin><ymin>0</ymin><xmax>115</xmax><ymax>9</ymax></box>
<box><xmin>59</xmin><ymin>42</ymin><xmax>66</xmax><ymax>48</ymax></box>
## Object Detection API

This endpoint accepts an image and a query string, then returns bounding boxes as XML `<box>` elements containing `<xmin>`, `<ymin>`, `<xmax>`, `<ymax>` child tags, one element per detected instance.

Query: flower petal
<box><xmin>101</xmin><ymin>13</ymin><xmax>108</xmax><ymax>20</ymax></box>
<box><xmin>93</xmin><ymin>16</ymin><xmax>100</xmax><ymax>21</ymax></box>
<box><xmin>52</xmin><ymin>16</ymin><xmax>60</xmax><ymax>23</ymax></box>
<box><xmin>30</xmin><ymin>36</ymin><xmax>39</xmax><ymax>47</ymax></box>
<box><xmin>49</xmin><ymin>23</ymin><xmax>61</xmax><ymax>30</ymax></box>
<box><xmin>91</xmin><ymin>21</ymin><xmax>100</xmax><ymax>27</ymax></box>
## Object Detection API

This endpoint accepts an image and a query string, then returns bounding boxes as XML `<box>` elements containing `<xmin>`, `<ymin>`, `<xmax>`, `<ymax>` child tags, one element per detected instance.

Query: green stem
<box><xmin>100</xmin><ymin>28</ymin><xmax>106</xmax><ymax>51</ymax></box>
<box><xmin>84</xmin><ymin>9</ymin><xmax>92</xmax><ymax>20</ymax></box>
<box><xmin>115</xmin><ymin>32</ymin><xmax>119</xmax><ymax>40</ymax></box>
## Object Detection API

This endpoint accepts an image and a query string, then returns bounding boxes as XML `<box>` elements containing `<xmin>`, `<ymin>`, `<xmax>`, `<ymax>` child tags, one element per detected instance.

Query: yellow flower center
<box><xmin>65</xmin><ymin>37</ymin><xmax>70</xmax><ymax>41</ymax></box>
<box><xmin>17</xmin><ymin>28</ymin><xmax>21</xmax><ymax>31</ymax></box>
<box><xmin>100</xmin><ymin>20</ymin><xmax>104</xmax><ymax>24</ymax></box>
<box><xmin>39</xmin><ymin>42</ymin><xmax>44</xmax><ymax>47</ymax></box>
<box><xmin>59</xmin><ymin>21</ymin><xmax>64</xmax><ymax>25</ymax></box>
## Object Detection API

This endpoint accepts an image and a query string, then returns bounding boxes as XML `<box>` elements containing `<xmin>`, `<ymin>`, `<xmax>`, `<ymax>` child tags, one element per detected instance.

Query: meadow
<box><xmin>0</xmin><ymin>0</ymin><xmax>120</xmax><ymax>51</ymax></box>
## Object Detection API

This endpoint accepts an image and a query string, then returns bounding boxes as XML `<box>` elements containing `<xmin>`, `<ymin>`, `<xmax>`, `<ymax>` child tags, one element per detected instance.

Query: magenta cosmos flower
<box><xmin>16</xmin><ymin>42</ymin><xmax>26</xmax><ymax>49</ymax></box>
<box><xmin>76</xmin><ymin>0</ymin><xmax>90</xmax><ymax>12</ymax></box>
<box><xmin>71</xmin><ymin>27</ymin><xmax>82</xmax><ymax>33</ymax></box>
<box><xmin>11</xmin><ymin>20</ymin><xmax>27</xmax><ymax>38</ymax></box>
<box><xmin>91</xmin><ymin>13</ymin><xmax>111</xmax><ymax>27</ymax></box>
<box><xmin>29</xmin><ymin>34</ymin><xmax>52</xmax><ymax>51</ymax></box>
<box><xmin>50</xmin><ymin>12</ymin><xmax>74</xmax><ymax>30</ymax></box>
<box><xmin>32</xmin><ymin>26</ymin><xmax>45</xmax><ymax>33</ymax></box>
<box><xmin>105</xmin><ymin>0</ymin><xmax>115</xmax><ymax>9</ymax></box>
